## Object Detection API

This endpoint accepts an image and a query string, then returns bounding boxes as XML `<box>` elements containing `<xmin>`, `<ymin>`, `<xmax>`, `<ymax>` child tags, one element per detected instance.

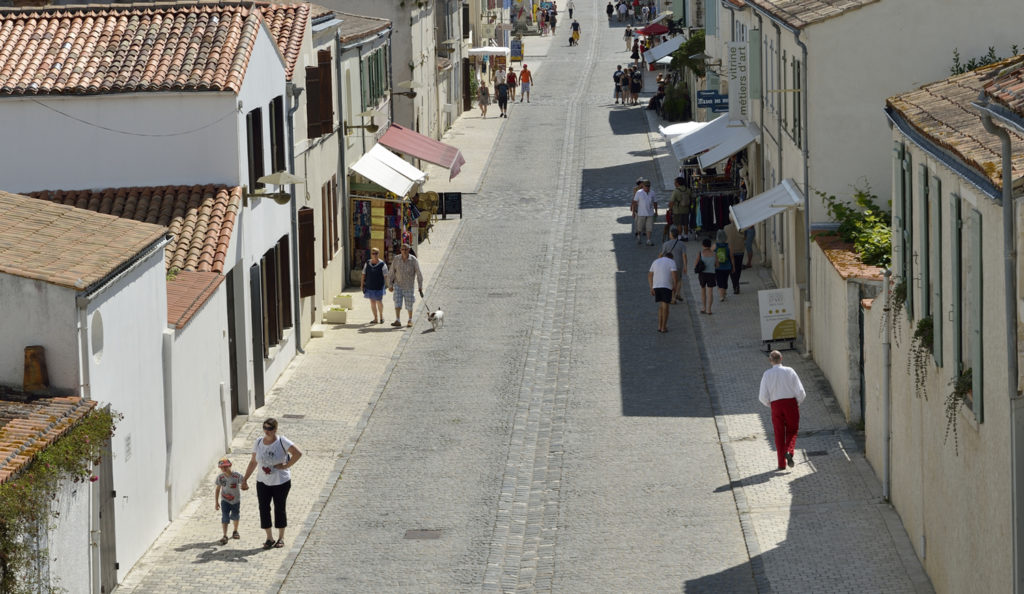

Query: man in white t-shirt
<box><xmin>648</xmin><ymin>252</ymin><xmax>677</xmax><ymax>333</ymax></box>
<box><xmin>632</xmin><ymin>179</ymin><xmax>657</xmax><ymax>246</ymax></box>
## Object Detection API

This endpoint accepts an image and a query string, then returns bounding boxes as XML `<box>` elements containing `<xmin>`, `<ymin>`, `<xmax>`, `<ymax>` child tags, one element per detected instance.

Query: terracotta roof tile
<box><xmin>167</xmin><ymin>269</ymin><xmax>224</xmax><ymax>329</ymax></box>
<box><xmin>743</xmin><ymin>0</ymin><xmax>879</xmax><ymax>29</ymax></box>
<box><xmin>983</xmin><ymin>57</ymin><xmax>1024</xmax><ymax>118</ymax></box>
<box><xmin>0</xmin><ymin>395</ymin><xmax>95</xmax><ymax>485</ymax></box>
<box><xmin>334</xmin><ymin>11</ymin><xmax>391</xmax><ymax>44</ymax></box>
<box><xmin>0</xmin><ymin>190</ymin><xmax>167</xmax><ymax>289</ymax></box>
<box><xmin>0</xmin><ymin>2</ymin><xmax>312</xmax><ymax>95</ymax></box>
<box><xmin>887</xmin><ymin>56</ymin><xmax>1024</xmax><ymax>194</ymax></box>
<box><xmin>258</xmin><ymin>3</ymin><xmax>309</xmax><ymax>80</ymax></box>
<box><xmin>26</xmin><ymin>185</ymin><xmax>242</xmax><ymax>274</ymax></box>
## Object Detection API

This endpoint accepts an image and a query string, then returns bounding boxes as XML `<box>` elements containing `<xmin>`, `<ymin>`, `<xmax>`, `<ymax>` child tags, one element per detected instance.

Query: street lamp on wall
<box><xmin>244</xmin><ymin>171</ymin><xmax>304</xmax><ymax>205</ymax></box>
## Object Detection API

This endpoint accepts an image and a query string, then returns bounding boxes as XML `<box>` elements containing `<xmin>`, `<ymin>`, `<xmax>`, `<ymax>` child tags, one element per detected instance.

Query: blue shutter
<box><xmin>951</xmin><ymin>194</ymin><xmax>962</xmax><ymax>374</ymax></box>
<box><xmin>970</xmin><ymin>208</ymin><xmax>983</xmax><ymax>422</ymax></box>
<box><xmin>931</xmin><ymin>176</ymin><xmax>942</xmax><ymax>366</ymax></box>
<box><xmin>903</xmin><ymin>150</ymin><xmax>914</xmax><ymax>318</ymax></box>
<box><xmin>918</xmin><ymin>165</ymin><xmax>929</xmax><ymax>318</ymax></box>
<box><xmin>749</xmin><ymin>29</ymin><xmax>762</xmax><ymax>100</ymax></box>
<box><xmin>705</xmin><ymin>0</ymin><xmax>717</xmax><ymax>36</ymax></box>
<box><xmin>894</xmin><ymin>143</ymin><xmax>904</xmax><ymax>280</ymax></box>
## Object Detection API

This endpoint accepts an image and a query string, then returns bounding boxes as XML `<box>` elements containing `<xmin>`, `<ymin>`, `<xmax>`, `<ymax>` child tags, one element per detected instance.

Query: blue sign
<box><xmin>696</xmin><ymin>90</ymin><xmax>728</xmax><ymax>112</ymax></box>
<box><xmin>510</xmin><ymin>39</ymin><xmax>523</xmax><ymax>61</ymax></box>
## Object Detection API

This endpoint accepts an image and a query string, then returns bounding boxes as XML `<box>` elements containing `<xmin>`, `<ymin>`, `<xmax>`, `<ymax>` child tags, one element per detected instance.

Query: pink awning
<box><xmin>378</xmin><ymin>123</ymin><xmax>466</xmax><ymax>180</ymax></box>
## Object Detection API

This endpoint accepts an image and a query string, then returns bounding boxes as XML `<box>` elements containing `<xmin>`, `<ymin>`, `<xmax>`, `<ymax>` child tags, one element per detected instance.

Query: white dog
<box><xmin>426</xmin><ymin>308</ymin><xmax>445</xmax><ymax>331</ymax></box>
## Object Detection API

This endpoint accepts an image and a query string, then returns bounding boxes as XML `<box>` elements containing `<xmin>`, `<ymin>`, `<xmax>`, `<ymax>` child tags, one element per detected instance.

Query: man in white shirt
<box><xmin>648</xmin><ymin>252</ymin><xmax>677</xmax><ymax>333</ymax></box>
<box><xmin>632</xmin><ymin>179</ymin><xmax>657</xmax><ymax>246</ymax></box>
<box><xmin>758</xmin><ymin>350</ymin><xmax>807</xmax><ymax>470</ymax></box>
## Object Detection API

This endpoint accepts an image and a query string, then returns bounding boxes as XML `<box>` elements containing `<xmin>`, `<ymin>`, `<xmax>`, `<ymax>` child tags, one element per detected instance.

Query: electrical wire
<box><xmin>29</xmin><ymin>98</ymin><xmax>239</xmax><ymax>137</ymax></box>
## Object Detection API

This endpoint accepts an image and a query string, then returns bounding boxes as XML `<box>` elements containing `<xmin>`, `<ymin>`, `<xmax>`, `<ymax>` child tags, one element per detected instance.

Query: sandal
<box><xmin>273</xmin><ymin>539</ymin><xmax>285</xmax><ymax>548</ymax></box>
<box><xmin>232</xmin><ymin>531</ymin><xmax>240</xmax><ymax>540</ymax></box>
<box><xmin>263</xmin><ymin>539</ymin><xmax>275</xmax><ymax>549</ymax></box>
<box><xmin>219</xmin><ymin>536</ymin><xmax>229</xmax><ymax>545</ymax></box>
<box><xmin>406</xmin><ymin>321</ymin><xmax>413</xmax><ymax>327</ymax></box>
<box><xmin>391</xmin><ymin>320</ymin><xmax>402</xmax><ymax>327</ymax></box>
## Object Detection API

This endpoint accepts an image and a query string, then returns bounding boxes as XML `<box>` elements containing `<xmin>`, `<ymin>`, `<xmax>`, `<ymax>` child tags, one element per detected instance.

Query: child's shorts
<box><xmin>221</xmin><ymin>500</ymin><xmax>240</xmax><ymax>523</ymax></box>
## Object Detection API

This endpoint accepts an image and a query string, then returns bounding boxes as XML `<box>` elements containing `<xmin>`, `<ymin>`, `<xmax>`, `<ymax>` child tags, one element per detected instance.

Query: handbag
<box><xmin>694</xmin><ymin>258</ymin><xmax>706</xmax><ymax>274</ymax></box>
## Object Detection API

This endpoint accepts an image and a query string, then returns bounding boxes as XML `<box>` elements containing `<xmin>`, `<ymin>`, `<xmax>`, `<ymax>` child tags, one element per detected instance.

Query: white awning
<box><xmin>468</xmin><ymin>47</ymin><xmax>511</xmax><ymax>58</ymax></box>
<box><xmin>350</xmin><ymin>144</ymin><xmax>426</xmax><ymax>196</ymax></box>
<box><xmin>697</xmin><ymin>121</ymin><xmax>761</xmax><ymax>168</ymax></box>
<box><xmin>662</xmin><ymin>115</ymin><xmax>728</xmax><ymax>161</ymax></box>
<box><xmin>649</xmin><ymin>10</ymin><xmax>673</xmax><ymax>24</ymax></box>
<box><xmin>729</xmin><ymin>179</ymin><xmax>803</xmax><ymax>229</ymax></box>
<box><xmin>643</xmin><ymin>35</ymin><xmax>684</xmax><ymax>63</ymax></box>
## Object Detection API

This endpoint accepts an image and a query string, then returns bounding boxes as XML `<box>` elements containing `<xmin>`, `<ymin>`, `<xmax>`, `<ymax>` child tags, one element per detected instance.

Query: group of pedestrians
<box><xmin>607</xmin><ymin>0</ymin><xmax>657</xmax><ymax>23</ymax></box>
<box><xmin>360</xmin><ymin>244</ymin><xmax>425</xmax><ymax>327</ymax></box>
<box><xmin>612</xmin><ymin>64</ymin><xmax>643</xmax><ymax>105</ymax></box>
<box><xmin>477</xmin><ymin>65</ymin><xmax>533</xmax><ymax>118</ymax></box>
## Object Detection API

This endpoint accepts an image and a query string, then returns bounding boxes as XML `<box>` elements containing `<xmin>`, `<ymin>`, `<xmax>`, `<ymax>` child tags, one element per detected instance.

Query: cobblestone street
<box><xmin>118</xmin><ymin>2</ymin><xmax>933</xmax><ymax>592</ymax></box>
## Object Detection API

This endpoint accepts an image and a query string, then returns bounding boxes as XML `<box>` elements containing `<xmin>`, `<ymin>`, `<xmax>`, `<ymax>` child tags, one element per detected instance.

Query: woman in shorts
<box><xmin>697</xmin><ymin>238</ymin><xmax>717</xmax><ymax>314</ymax></box>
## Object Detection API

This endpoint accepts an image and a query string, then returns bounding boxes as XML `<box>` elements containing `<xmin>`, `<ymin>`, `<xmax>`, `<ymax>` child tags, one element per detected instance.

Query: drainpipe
<box><xmin>286</xmin><ymin>82</ymin><xmax>305</xmax><ymax>354</ymax></box>
<box><xmin>794</xmin><ymin>33</ymin><xmax>810</xmax><ymax>314</ymax></box>
<box><xmin>882</xmin><ymin>268</ymin><xmax>892</xmax><ymax>500</ymax></box>
<box><xmin>976</xmin><ymin>94</ymin><xmax>1022</xmax><ymax>594</ymax></box>
<box><xmin>335</xmin><ymin>34</ymin><xmax>351</xmax><ymax>288</ymax></box>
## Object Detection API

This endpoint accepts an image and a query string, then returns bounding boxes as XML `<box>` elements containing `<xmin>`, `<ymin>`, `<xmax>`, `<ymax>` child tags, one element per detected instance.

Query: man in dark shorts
<box><xmin>648</xmin><ymin>251</ymin><xmax>678</xmax><ymax>333</ymax></box>
<box><xmin>495</xmin><ymin>77</ymin><xmax>509</xmax><ymax>117</ymax></box>
<box><xmin>613</xmin><ymin>65</ymin><xmax>624</xmax><ymax>104</ymax></box>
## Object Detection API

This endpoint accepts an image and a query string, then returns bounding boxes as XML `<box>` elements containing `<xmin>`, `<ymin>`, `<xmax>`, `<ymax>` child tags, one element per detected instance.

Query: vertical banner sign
<box><xmin>758</xmin><ymin>288</ymin><xmax>797</xmax><ymax>341</ymax></box>
<box><xmin>728</xmin><ymin>42</ymin><xmax>749</xmax><ymax>122</ymax></box>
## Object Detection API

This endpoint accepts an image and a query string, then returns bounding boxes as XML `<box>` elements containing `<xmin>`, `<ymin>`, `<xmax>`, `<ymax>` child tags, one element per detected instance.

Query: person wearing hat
<box><xmin>387</xmin><ymin>243</ymin><xmax>424</xmax><ymax>327</ymax></box>
<box><xmin>214</xmin><ymin>458</ymin><xmax>244</xmax><ymax>545</ymax></box>
<box><xmin>668</xmin><ymin>176</ymin><xmax>692</xmax><ymax>240</ymax></box>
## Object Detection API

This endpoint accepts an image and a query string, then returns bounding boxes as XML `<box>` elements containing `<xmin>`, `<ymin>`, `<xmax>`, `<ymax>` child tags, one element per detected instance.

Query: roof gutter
<box><xmin>974</xmin><ymin>93</ymin><xmax>1023</xmax><ymax>594</ymax></box>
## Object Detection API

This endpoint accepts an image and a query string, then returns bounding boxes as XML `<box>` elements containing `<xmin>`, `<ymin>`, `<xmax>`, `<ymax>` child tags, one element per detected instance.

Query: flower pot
<box><xmin>333</xmin><ymin>294</ymin><xmax>353</xmax><ymax>308</ymax></box>
<box><xmin>323</xmin><ymin>309</ymin><xmax>347</xmax><ymax>324</ymax></box>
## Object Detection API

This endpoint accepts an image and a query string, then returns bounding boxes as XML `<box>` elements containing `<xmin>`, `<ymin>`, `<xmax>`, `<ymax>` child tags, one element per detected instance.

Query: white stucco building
<box><xmin>695</xmin><ymin>0</ymin><xmax>1023</xmax><ymax>341</ymax></box>
<box><xmin>856</xmin><ymin>56</ymin><xmax>1024</xmax><ymax>594</ymax></box>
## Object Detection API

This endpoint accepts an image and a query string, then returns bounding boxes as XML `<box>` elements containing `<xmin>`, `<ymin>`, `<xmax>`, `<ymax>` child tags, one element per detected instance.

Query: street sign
<box><xmin>510</xmin><ymin>39</ymin><xmax>524</xmax><ymax>61</ymax></box>
<box><xmin>696</xmin><ymin>90</ymin><xmax>728</xmax><ymax>112</ymax></box>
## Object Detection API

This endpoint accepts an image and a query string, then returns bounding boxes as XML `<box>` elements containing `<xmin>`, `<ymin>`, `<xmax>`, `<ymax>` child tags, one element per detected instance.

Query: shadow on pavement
<box><xmin>608</xmin><ymin>107</ymin><xmax>652</xmax><ymax>136</ymax></box>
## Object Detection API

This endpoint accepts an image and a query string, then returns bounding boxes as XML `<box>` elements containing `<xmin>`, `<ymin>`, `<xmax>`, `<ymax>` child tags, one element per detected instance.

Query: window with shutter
<box><xmin>246</xmin><ymin>108</ymin><xmax>265</xmax><ymax>190</ymax></box>
<box><xmin>321</xmin><ymin>184</ymin><xmax>329</xmax><ymax>268</ymax></box>
<box><xmin>930</xmin><ymin>176</ymin><xmax>942</xmax><ymax>366</ymax></box>
<box><xmin>306</xmin><ymin>65</ymin><xmax>322</xmax><ymax>139</ymax></box>
<box><xmin>277</xmin><ymin>236</ymin><xmax>292</xmax><ymax>330</ymax></box>
<box><xmin>969</xmin><ymin>208</ymin><xmax>983</xmax><ymax>421</ymax></box>
<box><xmin>269</xmin><ymin>96</ymin><xmax>286</xmax><ymax>172</ymax></box>
<box><xmin>902</xmin><ymin>149</ymin><xmax>913</xmax><ymax>318</ymax></box>
<box><xmin>298</xmin><ymin>207</ymin><xmax>316</xmax><ymax>298</ymax></box>
<box><xmin>918</xmin><ymin>164</ymin><xmax>929</xmax><ymax>318</ymax></box>
<box><xmin>318</xmin><ymin>50</ymin><xmax>334</xmax><ymax>136</ymax></box>
<box><xmin>332</xmin><ymin>175</ymin><xmax>340</xmax><ymax>252</ymax></box>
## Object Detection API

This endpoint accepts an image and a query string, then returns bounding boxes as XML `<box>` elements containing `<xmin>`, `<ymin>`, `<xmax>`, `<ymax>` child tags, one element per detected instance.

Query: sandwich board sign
<box><xmin>758</xmin><ymin>288</ymin><xmax>797</xmax><ymax>347</ymax></box>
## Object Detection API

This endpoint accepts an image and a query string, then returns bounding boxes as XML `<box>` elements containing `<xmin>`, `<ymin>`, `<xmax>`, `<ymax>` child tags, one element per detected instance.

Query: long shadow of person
<box><xmin>175</xmin><ymin>540</ymin><xmax>268</xmax><ymax>564</ymax></box>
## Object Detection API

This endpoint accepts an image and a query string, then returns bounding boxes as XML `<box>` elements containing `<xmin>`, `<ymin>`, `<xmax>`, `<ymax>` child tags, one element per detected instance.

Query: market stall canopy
<box><xmin>350</xmin><ymin>144</ymin><xmax>426</xmax><ymax>197</ymax></box>
<box><xmin>730</xmin><ymin>179</ymin><xmax>802</xmax><ymax>229</ymax></box>
<box><xmin>662</xmin><ymin>114</ymin><xmax>728</xmax><ymax>161</ymax></box>
<box><xmin>644</xmin><ymin>35</ymin><xmax>685</xmax><ymax>64</ymax></box>
<box><xmin>637</xmin><ymin>23</ymin><xmax>669</xmax><ymax>36</ymax></box>
<box><xmin>697</xmin><ymin>121</ymin><xmax>761</xmax><ymax>169</ymax></box>
<box><xmin>468</xmin><ymin>46</ymin><xmax>511</xmax><ymax>58</ymax></box>
<box><xmin>379</xmin><ymin>123</ymin><xmax>467</xmax><ymax>180</ymax></box>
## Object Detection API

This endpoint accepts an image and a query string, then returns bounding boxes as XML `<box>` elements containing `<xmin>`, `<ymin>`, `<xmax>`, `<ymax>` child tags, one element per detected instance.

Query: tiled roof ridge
<box><xmin>0</xmin><ymin>3</ymin><xmax>271</xmax><ymax>95</ymax></box>
<box><xmin>981</xmin><ymin>55</ymin><xmax>1024</xmax><ymax>115</ymax></box>
<box><xmin>27</xmin><ymin>184</ymin><xmax>241</xmax><ymax>273</ymax></box>
<box><xmin>744</xmin><ymin>0</ymin><xmax>879</xmax><ymax>29</ymax></box>
<box><xmin>0</xmin><ymin>396</ymin><xmax>96</xmax><ymax>485</ymax></box>
<box><xmin>886</xmin><ymin>56</ymin><xmax>1024</xmax><ymax>193</ymax></box>
<box><xmin>258</xmin><ymin>2</ymin><xmax>309</xmax><ymax>80</ymax></box>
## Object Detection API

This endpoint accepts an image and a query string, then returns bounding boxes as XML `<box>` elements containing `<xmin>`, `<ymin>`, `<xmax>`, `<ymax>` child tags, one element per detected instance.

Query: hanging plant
<box><xmin>906</xmin><ymin>316</ymin><xmax>933</xmax><ymax>400</ymax></box>
<box><xmin>945</xmin><ymin>367</ymin><xmax>973</xmax><ymax>455</ymax></box>
<box><xmin>0</xmin><ymin>408</ymin><xmax>119</xmax><ymax>593</ymax></box>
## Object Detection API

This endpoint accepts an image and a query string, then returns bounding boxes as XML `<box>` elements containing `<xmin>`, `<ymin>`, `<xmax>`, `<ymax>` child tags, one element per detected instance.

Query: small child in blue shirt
<box><xmin>214</xmin><ymin>458</ymin><xmax>243</xmax><ymax>544</ymax></box>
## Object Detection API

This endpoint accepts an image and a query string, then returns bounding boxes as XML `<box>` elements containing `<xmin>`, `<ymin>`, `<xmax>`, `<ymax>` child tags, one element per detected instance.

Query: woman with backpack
<box><xmin>242</xmin><ymin>417</ymin><xmax>303</xmax><ymax>549</ymax></box>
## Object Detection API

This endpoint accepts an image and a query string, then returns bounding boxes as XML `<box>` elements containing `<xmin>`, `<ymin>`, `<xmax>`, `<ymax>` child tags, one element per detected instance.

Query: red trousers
<box><xmin>770</xmin><ymin>398</ymin><xmax>800</xmax><ymax>468</ymax></box>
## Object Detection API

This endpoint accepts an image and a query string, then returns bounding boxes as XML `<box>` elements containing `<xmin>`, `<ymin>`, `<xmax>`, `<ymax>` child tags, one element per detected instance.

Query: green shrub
<box><xmin>817</xmin><ymin>184</ymin><xmax>892</xmax><ymax>268</ymax></box>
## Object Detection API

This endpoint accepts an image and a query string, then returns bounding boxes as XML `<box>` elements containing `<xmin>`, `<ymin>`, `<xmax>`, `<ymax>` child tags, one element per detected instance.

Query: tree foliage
<box><xmin>670</xmin><ymin>29</ymin><xmax>705</xmax><ymax>78</ymax></box>
<box><xmin>950</xmin><ymin>45</ymin><xmax>1020</xmax><ymax>75</ymax></box>
<box><xmin>816</xmin><ymin>183</ymin><xmax>891</xmax><ymax>268</ymax></box>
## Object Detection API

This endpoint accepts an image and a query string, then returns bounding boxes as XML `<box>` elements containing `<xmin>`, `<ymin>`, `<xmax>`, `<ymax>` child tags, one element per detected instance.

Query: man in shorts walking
<box><xmin>518</xmin><ymin>65</ymin><xmax>533</xmax><ymax>103</ymax></box>
<box><xmin>648</xmin><ymin>251</ymin><xmax>677</xmax><ymax>333</ymax></box>
<box><xmin>668</xmin><ymin>176</ymin><xmax>691</xmax><ymax>239</ymax></box>
<box><xmin>387</xmin><ymin>243</ymin><xmax>424</xmax><ymax>327</ymax></box>
<box><xmin>632</xmin><ymin>179</ymin><xmax>657</xmax><ymax>245</ymax></box>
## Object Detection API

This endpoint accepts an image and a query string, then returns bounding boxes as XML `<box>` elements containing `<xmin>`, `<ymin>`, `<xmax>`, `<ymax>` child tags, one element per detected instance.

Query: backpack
<box><xmin>631</xmin><ymin>71</ymin><xmax>642</xmax><ymax>84</ymax></box>
<box><xmin>613</xmin><ymin>71</ymin><xmax>623</xmax><ymax>83</ymax></box>
<box><xmin>716</xmin><ymin>245</ymin><xmax>730</xmax><ymax>265</ymax></box>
